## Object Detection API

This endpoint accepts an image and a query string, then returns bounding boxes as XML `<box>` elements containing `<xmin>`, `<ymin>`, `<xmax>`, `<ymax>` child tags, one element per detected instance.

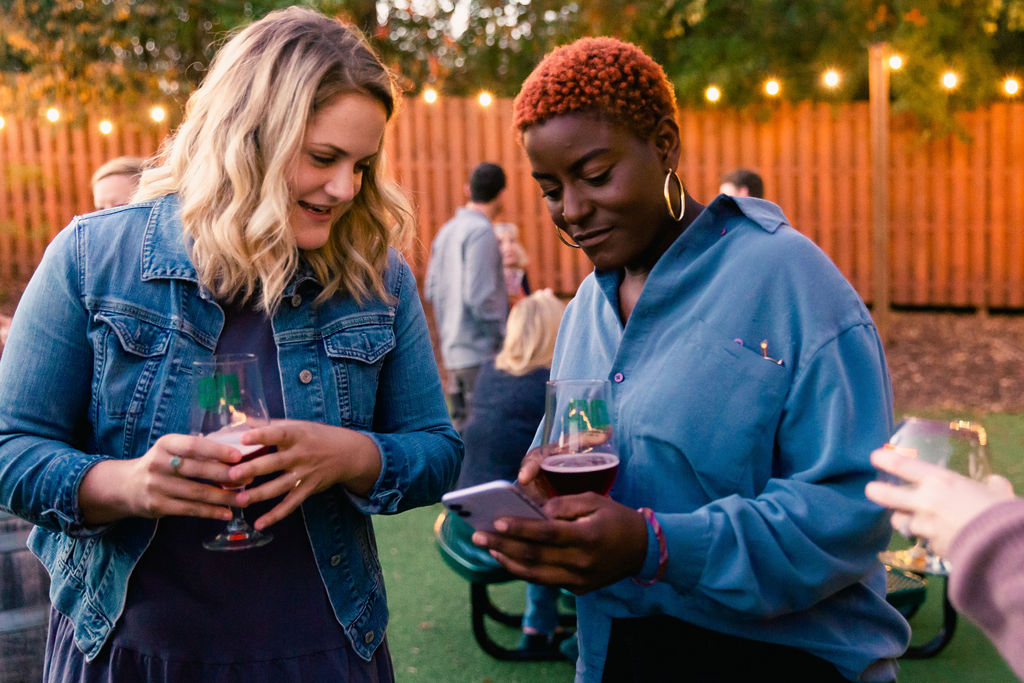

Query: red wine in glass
<box><xmin>540</xmin><ymin>451</ymin><xmax>619</xmax><ymax>496</ymax></box>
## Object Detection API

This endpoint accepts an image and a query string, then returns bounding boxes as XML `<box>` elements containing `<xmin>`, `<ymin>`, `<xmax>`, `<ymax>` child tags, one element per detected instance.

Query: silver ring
<box><xmin>169</xmin><ymin>455</ymin><xmax>182</xmax><ymax>473</ymax></box>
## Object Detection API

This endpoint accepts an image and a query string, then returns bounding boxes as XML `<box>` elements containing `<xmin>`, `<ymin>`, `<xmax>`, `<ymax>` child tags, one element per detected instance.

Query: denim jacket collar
<box><xmin>140</xmin><ymin>194</ymin><xmax>321</xmax><ymax>299</ymax></box>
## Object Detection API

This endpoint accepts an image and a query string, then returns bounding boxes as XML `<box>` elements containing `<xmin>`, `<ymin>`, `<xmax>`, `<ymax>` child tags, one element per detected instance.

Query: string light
<box><xmin>888</xmin><ymin>55</ymin><xmax>904</xmax><ymax>70</ymax></box>
<box><xmin>823</xmin><ymin>70</ymin><xmax>841</xmax><ymax>89</ymax></box>
<box><xmin>1003</xmin><ymin>77</ymin><xmax>1020</xmax><ymax>96</ymax></box>
<box><xmin>764</xmin><ymin>79</ymin><xmax>781</xmax><ymax>97</ymax></box>
<box><xmin>0</xmin><ymin>115</ymin><xmax>5</xmax><ymax>130</ymax></box>
<box><xmin>705</xmin><ymin>86</ymin><xmax>721</xmax><ymax>103</ymax></box>
<box><xmin>45</xmin><ymin>108</ymin><xmax>60</xmax><ymax>123</ymax></box>
<box><xmin>423</xmin><ymin>88</ymin><xmax>438</xmax><ymax>104</ymax></box>
<box><xmin>150</xmin><ymin>106</ymin><xmax>166</xmax><ymax>123</ymax></box>
<box><xmin>99</xmin><ymin>120</ymin><xmax>113</xmax><ymax>135</ymax></box>
<box><xmin>477</xmin><ymin>91</ymin><xmax>493</xmax><ymax>107</ymax></box>
<box><xmin>942</xmin><ymin>71</ymin><xmax>959</xmax><ymax>90</ymax></box>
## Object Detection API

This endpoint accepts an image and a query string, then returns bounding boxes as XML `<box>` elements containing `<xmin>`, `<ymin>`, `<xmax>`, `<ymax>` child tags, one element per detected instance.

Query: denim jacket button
<box><xmin>299</xmin><ymin>369</ymin><xmax>313</xmax><ymax>384</ymax></box>
<box><xmin>363</xmin><ymin>630</ymin><xmax>375</xmax><ymax>644</ymax></box>
<box><xmin>290</xmin><ymin>294</ymin><xmax>302</xmax><ymax>307</ymax></box>
<box><xmin>330</xmin><ymin>554</ymin><xmax>342</xmax><ymax>566</ymax></box>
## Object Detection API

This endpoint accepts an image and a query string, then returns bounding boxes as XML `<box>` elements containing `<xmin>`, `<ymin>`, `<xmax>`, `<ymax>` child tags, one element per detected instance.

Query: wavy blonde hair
<box><xmin>495</xmin><ymin>289</ymin><xmax>565</xmax><ymax>376</ymax></box>
<box><xmin>136</xmin><ymin>6</ymin><xmax>413</xmax><ymax>312</ymax></box>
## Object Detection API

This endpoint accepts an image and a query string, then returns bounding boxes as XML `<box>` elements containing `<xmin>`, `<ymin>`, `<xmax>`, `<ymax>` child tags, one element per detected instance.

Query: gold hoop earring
<box><xmin>664</xmin><ymin>169</ymin><xmax>685</xmax><ymax>222</ymax></box>
<box><xmin>555</xmin><ymin>225</ymin><xmax>582</xmax><ymax>249</ymax></box>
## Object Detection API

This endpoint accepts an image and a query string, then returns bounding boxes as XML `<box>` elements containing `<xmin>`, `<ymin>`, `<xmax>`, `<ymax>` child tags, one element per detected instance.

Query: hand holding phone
<box><xmin>441</xmin><ymin>480</ymin><xmax>548</xmax><ymax>533</ymax></box>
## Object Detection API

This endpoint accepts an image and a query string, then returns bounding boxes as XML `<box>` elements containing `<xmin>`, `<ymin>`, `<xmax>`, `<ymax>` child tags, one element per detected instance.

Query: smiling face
<box><xmin>288</xmin><ymin>91</ymin><xmax>388</xmax><ymax>250</ymax></box>
<box><xmin>523</xmin><ymin>113</ymin><xmax>682</xmax><ymax>275</ymax></box>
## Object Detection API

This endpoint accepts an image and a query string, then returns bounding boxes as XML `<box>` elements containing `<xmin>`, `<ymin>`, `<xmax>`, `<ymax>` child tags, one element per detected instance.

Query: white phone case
<box><xmin>441</xmin><ymin>480</ymin><xmax>547</xmax><ymax>532</ymax></box>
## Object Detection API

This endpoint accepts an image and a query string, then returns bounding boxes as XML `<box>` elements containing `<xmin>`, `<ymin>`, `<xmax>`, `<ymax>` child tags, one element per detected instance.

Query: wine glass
<box><xmin>538</xmin><ymin>379</ymin><xmax>618</xmax><ymax>496</ymax></box>
<box><xmin>191</xmin><ymin>353</ymin><xmax>273</xmax><ymax>551</ymax></box>
<box><xmin>878</xmin><ymin>416</ymin><xmax>990</xmax><ymax>574</ymax></box>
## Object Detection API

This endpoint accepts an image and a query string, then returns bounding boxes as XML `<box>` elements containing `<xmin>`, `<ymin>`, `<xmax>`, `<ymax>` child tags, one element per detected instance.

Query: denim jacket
<box><xmin>0</xmin><ymin>195</ymin><xmax>462</xmax><ymax>661</ymax></box>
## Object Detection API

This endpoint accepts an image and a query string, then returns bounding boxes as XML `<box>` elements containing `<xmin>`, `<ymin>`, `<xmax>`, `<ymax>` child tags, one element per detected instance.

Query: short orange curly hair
<box><xmin>513</xmin><ymin>37</ymin><xmax>677</xmax><ymax>138</ymax></box>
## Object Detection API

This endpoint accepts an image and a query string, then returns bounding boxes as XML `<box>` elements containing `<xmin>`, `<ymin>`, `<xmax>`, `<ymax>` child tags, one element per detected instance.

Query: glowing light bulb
<box><xmin>477</xmin><ymin>91</ymin><xmax>493</xmax><ymax>107</ymax></box>
<box><xmin>823</xmin><ymin>70</ymin><xmax>840</xmax><ymax>88</ymax></box>
<box><xmin>888</xmin><ymin>55</ymin><xmax>903</xmax><ymax>70</ymax></box>
<box><xmin>150</xmin><ymin>106</ymin><xmax>166</xmax><ymax>123</ymax></box>
<box><xmin>423</xmin><ymin>88</ymin><xmax>438</xmax><ymax>104</ymax></box>
<box><xmin>46</xmin><ymin>108</ymin><xmax>60</xmax><ymax>123</ymax></box>
<box><xmin>942</xmin><ymin>71</ymin><xmax>958</xmax><ymax>90</ymax></box>
<box><xmin>1004</xmin><ymin>77</ymin><xmax>1020</xmax><ymax>96</ymax></box>
<box><xmin>705</xmin><ymin>86</ymin><xmax>721</xmax><ymax>103</ymax></box>
<box><xmin>99</xmin><ymin>120</ymin><xmax>113</xmax><ymax>135</ymax></box>
<box><xmin>764</xmin><ymin>80</ymin><xmax>781</xmax><ymax>97</ymax></box>
<box><xmin>0</xmin><ymin>116</ymin><xmax>5</xmax><ymax>130</ymax></box>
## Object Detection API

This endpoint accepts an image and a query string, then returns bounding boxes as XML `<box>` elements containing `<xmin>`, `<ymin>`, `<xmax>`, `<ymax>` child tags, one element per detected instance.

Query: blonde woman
<box><xmin>0</xmin><ymin>7</ymin><xmax>460</xmax><ymax>681</ymax></box>
<box><xmin>455</xmin><ymin>289</ymin><xmax>568</xmax><ymax>654</ymax></box>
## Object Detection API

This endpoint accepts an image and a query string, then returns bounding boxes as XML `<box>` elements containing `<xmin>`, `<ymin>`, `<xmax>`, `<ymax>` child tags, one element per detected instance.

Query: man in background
<box><xmin>425</xmin><ymin>162</ymin><xmax>509</xmax><ymax>433</ymax></box>
<box><xmin>719</xmin><ymin>167</ymin><xmax>764</xmax><ymax>199</ymax></box>
<box><xmin>91</xmin><ymin>156</ymin><xmax>145</xmax><ymax>210</ymax></box>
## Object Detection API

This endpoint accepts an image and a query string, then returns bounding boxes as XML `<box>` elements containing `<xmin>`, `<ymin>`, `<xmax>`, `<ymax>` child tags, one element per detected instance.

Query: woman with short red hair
<box><xmin>473</xmin><ymin>37</ymin><xmax>909</xmax><ymax>682</ymax></box>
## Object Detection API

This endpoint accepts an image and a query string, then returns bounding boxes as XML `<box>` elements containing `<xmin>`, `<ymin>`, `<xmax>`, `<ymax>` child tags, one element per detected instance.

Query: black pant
<box><xmin>601</xmin><ymin>615</ymin><xmax>849</xmax><ymax>682</ymax></box>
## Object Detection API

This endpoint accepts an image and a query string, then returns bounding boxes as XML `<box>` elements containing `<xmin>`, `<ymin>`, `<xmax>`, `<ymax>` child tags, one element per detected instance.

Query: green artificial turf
<box><xmin>375</xmin><ymin>411</ymin><xmax>1024</xmax><ymax>682</ymax></box>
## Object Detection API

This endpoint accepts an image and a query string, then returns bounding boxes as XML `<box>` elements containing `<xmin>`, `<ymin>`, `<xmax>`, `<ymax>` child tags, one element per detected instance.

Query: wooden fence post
<box><xmin>869</xmin><ymin>43</ymin><xmax>891</xmax><ymax>344</ymax></box>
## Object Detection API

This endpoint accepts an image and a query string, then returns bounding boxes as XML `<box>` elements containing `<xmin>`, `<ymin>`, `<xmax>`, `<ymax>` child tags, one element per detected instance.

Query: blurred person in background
<box><xmin>719</xmin><ymin>167</ymin><xmax>764</xmax><ymax>199</ymax></box>
<box><xmin>454</xmin><ymin>288</ymin><xmax>570</xmax><ymax>656</ymax></box>
<box><xmin>90</xmin><ymin>156</ymin><xmax>146</xmax><ymax>210</ymax></box>
<box><xmin>494</xmin><ymin>222</ymin><xmax>532</xmax><ymax>305</ymax></box>
<box><xmin>425</xmin><ymin>162</ymin><xmax>509</xmax><ymax>433</ymax></box>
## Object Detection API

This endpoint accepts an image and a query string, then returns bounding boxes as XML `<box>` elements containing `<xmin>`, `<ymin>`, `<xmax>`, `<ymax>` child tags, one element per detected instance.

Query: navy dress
<box><xmin>43</xmin><ymin>299</ymin><xmax>393</xmax><ymax>683</ymax></box>
<box><xmin>456</xmin><ymin>361</ymin><xmax>548</xmax><ymax>489</ymax></box>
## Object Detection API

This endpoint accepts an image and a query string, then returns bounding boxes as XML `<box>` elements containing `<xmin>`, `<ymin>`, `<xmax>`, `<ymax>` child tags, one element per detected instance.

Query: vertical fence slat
<box><xmin>989</xmin><ymin>104</ymin><xmax>1008</xmax><ymax>308</ymax></box>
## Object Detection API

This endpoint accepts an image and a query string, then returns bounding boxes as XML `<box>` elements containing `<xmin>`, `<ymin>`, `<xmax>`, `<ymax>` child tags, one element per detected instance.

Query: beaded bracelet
<box><xmin>633</xmin><ymin>507</ymin><xmax>668</xmax><ymax>586</ymax></box>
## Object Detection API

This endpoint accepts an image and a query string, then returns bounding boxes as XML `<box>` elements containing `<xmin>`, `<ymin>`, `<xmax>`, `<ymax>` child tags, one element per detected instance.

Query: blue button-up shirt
<box><xmin>546</xmin><ymin>196</ymin><xmax>910</xmax><ymax>682</ymax></box>
<box><xmin>0</xmin><ymin>195</ymin><xmax>462</xmax><ymax>661</ymax></box>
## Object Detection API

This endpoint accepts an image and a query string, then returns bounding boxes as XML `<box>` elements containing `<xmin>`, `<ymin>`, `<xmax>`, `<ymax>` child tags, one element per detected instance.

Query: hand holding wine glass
<box><xmin>536</xmin><ymin>379</ymin><xmax>618</xmax><ymax>497</ymax></box>
<box><xmin>868</xmin><ymin>417</ymin><xmax>997</xmax><ymax>572</ymax></box>
<box><xmin>191</xmin><ymin>353</ymin><xmax>273</xmax><ymax>551</ymax></box>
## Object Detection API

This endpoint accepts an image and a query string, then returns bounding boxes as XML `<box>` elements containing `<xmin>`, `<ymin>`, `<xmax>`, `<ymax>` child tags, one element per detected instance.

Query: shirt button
<box><xmin>291</xmin><ymin>294</ymin><xmax>302</xmax><ymax>307</ymax></box>
<box><xmin>299</xmin><ymin>369</ymin><xmax>313</xmax><ymax>384</ymax></box>
<box><xmin>613</xmin><ymin>372</ymin><xmax>624</xmax><ymax>383</ymax></box>
<box><xmin>330</xmin><ymin>554</ymin><xmax>341</xmax><ymax>566</ymax></box>
<box><xmin>363</xmin><ymin>631</ymin><xmax>375</xmax><ymax>644</ymax></box>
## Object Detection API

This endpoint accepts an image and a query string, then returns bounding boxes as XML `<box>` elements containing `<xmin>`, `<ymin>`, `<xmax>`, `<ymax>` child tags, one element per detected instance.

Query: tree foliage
<box><xmin>2</xmin><ymin>0</ymin><xmax>1023</xmax><ymax>131</ymax></box>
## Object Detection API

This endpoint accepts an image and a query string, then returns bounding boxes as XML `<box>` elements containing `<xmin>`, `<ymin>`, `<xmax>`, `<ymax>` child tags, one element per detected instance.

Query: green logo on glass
<box><xmin>566</xmin><ymin>399</ymin><xmax>609</xmax><ymax>432</ymax></box>
<box><xmin>198</xmin><ymin>374</ymin><xmax>241</xmax><ymax>410</ymax></box>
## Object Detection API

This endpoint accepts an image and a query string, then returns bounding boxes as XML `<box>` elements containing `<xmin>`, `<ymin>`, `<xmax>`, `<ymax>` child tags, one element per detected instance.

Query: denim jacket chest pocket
<box><xmin>91</xmin><ymin>310</ymin><xmax>172</xmax><ymax>420</ymax></box>
<box><xmin>322</xmin><ymin>313</ymin><xmax>395</xmax><ymax>429</ymax></box>
<box><xmin>631</xmin><ymin>318</ymin><xmax>789</xmax><ymax>500</ymax></box>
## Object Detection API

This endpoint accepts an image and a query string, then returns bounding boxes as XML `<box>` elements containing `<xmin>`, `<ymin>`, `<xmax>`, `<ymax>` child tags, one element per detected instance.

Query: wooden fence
<box><xmin>1</xmin><ymin>98</ymin><xmax>1023</xmax><ymax>309</ymax></box>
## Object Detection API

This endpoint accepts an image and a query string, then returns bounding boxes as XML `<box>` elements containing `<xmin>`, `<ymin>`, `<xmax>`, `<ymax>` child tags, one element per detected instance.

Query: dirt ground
<box><xmin>883</xmin><ymin>310</ymin><xmax>1024</xmax><ymax>413</ymax></box>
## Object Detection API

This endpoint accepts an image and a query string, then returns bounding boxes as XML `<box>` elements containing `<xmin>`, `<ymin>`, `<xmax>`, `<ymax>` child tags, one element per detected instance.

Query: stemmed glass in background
<box><xmin>538</xmin><ymin>379</ymin><xmax>619</xmax><ymax>497</ymax></box>
<box><xmin>191</xmin><ymin>353</ymin><xmax>273</xmax><ymax>551</ymax></box>
<box><xmin>878</xmin><ymin>416</ymin><xmax>991</xmax><ymax>574</ymax></box>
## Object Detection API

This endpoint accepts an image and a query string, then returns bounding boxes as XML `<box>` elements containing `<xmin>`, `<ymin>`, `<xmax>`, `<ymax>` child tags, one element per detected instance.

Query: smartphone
<box><xmin>441</xmin><ymin>480</ymin><xmax>548</xmax><ymax>533</ymax></box>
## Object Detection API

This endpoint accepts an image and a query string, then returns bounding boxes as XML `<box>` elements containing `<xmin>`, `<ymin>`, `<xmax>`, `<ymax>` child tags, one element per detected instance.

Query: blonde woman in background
<box><xmin>455</xmin><ymin>289</ymin><xmax>571</xmax><ymax>655</ymax></box>
<box><xmin>0</xmin><ymin>7</ymin><xmax>460</xmax><ymax>681</ymax></box>
<box><xmin>494</xmin><ymin>221</ymin><xmax>531</xmax><ymax>304</ymax></box>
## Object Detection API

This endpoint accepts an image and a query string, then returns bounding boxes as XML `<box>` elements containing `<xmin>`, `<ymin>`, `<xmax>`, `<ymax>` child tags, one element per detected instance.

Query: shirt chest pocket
<box><xmin>632</xmin><ymin>319</ymin><xmax>790</xmax><ymax>500</ymax></box>
<box><xmin>92</xmin><ymin>311</ymin><xmax>172</xmax><ymax>419</ymax></box>
<box><xmin>323</xmin><ymin>315</ymin><xmax>395</xmax><ymax>429</ymax></box>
